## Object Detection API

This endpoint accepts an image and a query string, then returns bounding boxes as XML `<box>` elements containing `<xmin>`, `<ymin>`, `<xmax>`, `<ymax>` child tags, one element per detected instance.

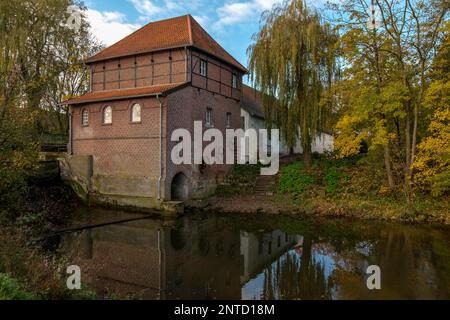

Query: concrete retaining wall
<box><xmin>59</xmin><ymin>154</ymin><xmax>168</xmax><ymax>212</ymax></box>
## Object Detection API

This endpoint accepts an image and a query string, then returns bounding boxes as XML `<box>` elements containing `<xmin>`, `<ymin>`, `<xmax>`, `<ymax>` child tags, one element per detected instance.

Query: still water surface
<box><xmin>49</xmin><ymin>209</ymin><xmax>450</xmax><ymax>299</ymax></box>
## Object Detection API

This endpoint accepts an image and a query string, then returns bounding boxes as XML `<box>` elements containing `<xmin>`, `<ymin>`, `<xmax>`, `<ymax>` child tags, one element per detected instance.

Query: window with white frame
<box><xmin>232</xmin><ymin>74</ymin><xmax>238</xmax><ymax>89</ymax></box>
<box><xmin>206</xmin><ymin>108</ymin><xmax>213</xmax><ymax>127</ymax></box>
<box><xmin>131</xmin><ymin>103</ymin><xmax>141</xmax><ymax>123</ymax></box>
<box><xmin>200</xmin><ymin>59</ymin><xmax>207</xmax><ymax>76</ymax></box>
<box><xmin>81</xmin><ymin>109</ymin><xmax>89</xmax><ymax>126</ymax></box>
<box><xmin>226</xmin><ymin>112</ymin><xmax>232</xmax><ymax>128</ymax></box>
<box><xmin>103</xmin><ymin>106</ymin><xmax>112</xmax><ymax>124</ymax></box>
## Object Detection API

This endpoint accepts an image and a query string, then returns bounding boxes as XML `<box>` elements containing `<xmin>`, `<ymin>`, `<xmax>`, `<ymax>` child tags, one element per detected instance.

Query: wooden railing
<box><xmin>40</xmin><ymin>133</ymin><xmax>68</xmax><ymax>152</ymax></box>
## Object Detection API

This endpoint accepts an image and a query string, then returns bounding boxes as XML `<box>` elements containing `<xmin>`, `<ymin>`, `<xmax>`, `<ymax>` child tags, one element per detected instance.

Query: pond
<box><xmin>46</xmin><ymin>209</ymin><xmax>450</xmax><ymax>300</ymax></box>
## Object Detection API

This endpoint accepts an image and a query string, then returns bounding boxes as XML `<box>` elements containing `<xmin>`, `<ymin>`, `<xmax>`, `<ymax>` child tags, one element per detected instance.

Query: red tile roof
<box><xmin>242</xmin><ymin>85</ymin><xmax>265</xmax><ymax>119</ymax></box>
<box><xmin>85</xmin><ymin>15</ymin><xmax>247</xmax><ymax>73</ymax></box>
<box><xmin>63</xmin><ymin>82</ymin><xmax>188</xmax><ymax>105</ymax></box>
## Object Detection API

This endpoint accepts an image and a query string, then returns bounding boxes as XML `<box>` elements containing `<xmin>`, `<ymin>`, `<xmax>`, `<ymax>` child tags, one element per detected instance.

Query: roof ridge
<box><xmin>87</xmin><ymin>15</ymin><xmax>192</xmax><ymax>63</ymax></box>
<box><xmin>189</xmin><ymin>17</ymin><xmax>247</xmax><ymax>72</ymax></box>
<box><xmin>186</xmin><ymin>14</ymin><xmax>194</xmax><ymax>46</ymax></box>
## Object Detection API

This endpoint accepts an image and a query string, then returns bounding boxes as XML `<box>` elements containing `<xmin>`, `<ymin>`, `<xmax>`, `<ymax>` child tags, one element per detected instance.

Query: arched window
<box><xmin>81</xmin><ymin>109</ymin><xmax>89</xmax><ymax>126</ymax></box>
<box><xmin>131</xmin><ymin>103</ymin><xmax>141</xmax><ymax>123</ymax></box>
<box><xmin>103</xmin><ymin>106</ymin><xmax>112</xmax><ymax>124</ymax></box>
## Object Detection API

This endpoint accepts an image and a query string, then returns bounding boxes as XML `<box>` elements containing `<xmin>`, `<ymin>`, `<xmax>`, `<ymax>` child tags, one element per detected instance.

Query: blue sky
<box><xmin>84</xmin><ymin>0</ymin><xmax>327</xmax><ymax>71</ymax></box>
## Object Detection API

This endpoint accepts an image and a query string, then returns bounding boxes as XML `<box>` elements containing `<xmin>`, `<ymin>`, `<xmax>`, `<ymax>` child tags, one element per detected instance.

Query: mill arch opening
<box><xmin>171</xmin><ymin>172</ymin><xmax>189</xmax><ymax>201</ymax></box>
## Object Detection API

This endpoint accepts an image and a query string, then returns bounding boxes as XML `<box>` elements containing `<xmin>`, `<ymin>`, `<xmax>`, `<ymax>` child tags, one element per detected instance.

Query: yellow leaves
<box><xmin>334</xmin><ymin>115</ymin><xmax>367</xmax><ymax>158</ymax></box>
<box><xmin>412</xmin><ymin>79</ymin><xmax>450</xmax><ymax>196</ymax></box>
<box><xmin>424</xmin><ymin>80</ymin><xmax>450</xmax><ymax>111</ymax></box>
<box><xmin>371</xmin><ymin>119</ymin><xmax>389</xmax><ymax>147</ymax></box>
<box><xmin>379</xmin><ymin>82</ymin><xmax>409</xmax><ymax>118</ymax></box>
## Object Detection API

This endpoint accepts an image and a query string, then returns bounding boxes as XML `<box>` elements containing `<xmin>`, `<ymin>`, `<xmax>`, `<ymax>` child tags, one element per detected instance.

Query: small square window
<box><xmin>206</xmin><ymin>108</ymin><xmax>213</xmax><ymax>127</ymax></box>
<box><xmin>232</xmin><ymin>74</ymin><xmax>238</xmax><ymax>89</ymax></box>
<box><xmin>200</xmin><ymin>59</ymin><xmax>208</xmax><ymax>77</ymax></box>
<box><xmin>226</xmin><ymin>112</ymin><xmax>232</xmax><ymax>128</ymax></box>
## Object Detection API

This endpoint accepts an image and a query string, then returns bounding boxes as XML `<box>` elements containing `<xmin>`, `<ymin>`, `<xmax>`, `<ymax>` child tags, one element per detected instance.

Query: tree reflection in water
<box><xmin>261</xmin><ymin>235</ymin><xmax>331</xmax><ymax>300</ymax></box>
<box><xmin>52</xmin><ymin>210</ymin><xmax>450</xmax><ymax>300</ymax></box>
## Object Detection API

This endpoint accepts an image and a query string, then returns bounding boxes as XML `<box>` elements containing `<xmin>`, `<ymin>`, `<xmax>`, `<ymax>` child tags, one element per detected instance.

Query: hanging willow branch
<box><xmin>247</xmin><ymin>0</ymin><xmax>339</xmax><ymax>166</ymax></box>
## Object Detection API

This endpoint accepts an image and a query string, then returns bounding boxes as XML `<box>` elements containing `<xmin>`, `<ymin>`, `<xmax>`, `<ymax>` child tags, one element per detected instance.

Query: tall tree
<box><xmin>413</xmin><ymin>21</ymin><xmax>450</xmax><ymax>196</ymax></box>
<box><xmin>15</xmin><ymin>0</ymin><xmax>101</xmax><ymax>133</ymax></box>
<box><xmin>248</xmin><ymin>0</ymin><xmax>339</xmax><ymax>168</ymax></box>
<box><xmin>0</xmin><ymin>0</ymin><xmax>100</xmax><ymax>210</ymax></box>
<box><xmin>331</xmin><ymin>0</ymin><xmax>448</xmax><ymax>210</ymax></box>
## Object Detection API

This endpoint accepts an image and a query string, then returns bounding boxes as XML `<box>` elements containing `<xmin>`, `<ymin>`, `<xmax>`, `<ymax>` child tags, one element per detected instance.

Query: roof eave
<box><xmin>84</xmin><ymin>44</ymin><xmax>192</xmax><ymax>64</ymax></box>
<box><xmin>62</xmin><ymin>92</ymin><xmax>162</xmax><ymax>106</ymax></box>
<box><xmin>241</xmin><ymin>105</ymin><xmax>265</xmax><ymax>120</ymax></box>
<box><xmin>62</xmin><ymin>83</ymin><xmax>189</xmax><ymax>106</ymax></box>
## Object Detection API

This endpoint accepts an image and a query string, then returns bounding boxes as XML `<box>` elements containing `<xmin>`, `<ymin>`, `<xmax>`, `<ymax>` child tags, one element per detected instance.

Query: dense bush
<box><xmin>0</xmin><ymin>108</ymin><xmax>40</xmax><ymax>221</ymax></box>
<box><xmin>0</xmin><ymin>273</ymin><xmax>35</xmax><ymax>300</ymax></box>
<box><xmin>278</xmin><ymin>161</ymin><xmax>315</xmax><ymax>198</ymax></box>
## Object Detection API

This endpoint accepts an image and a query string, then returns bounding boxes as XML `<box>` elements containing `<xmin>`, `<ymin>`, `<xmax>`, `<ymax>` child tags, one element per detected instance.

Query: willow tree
<box><xmin>248</xmin><ymin>0</ymin><xmax>339</xmax><ymax>168</ymax></box>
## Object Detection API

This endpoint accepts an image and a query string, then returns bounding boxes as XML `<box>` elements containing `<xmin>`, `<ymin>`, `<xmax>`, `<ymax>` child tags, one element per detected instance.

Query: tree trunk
<box><xmin>303</xmin><ymin>145</ymin><xmax>312</xmax><ymax>169</ymax></box>
<box><xmin>383</xmin><ymin>143</ymin><xmax>395</xmax><ymax>191</ymax></box>
<box><xmin>405</xmin><ymin>108</ymin><xmax>414</xmax><ymax>213</ymax></box>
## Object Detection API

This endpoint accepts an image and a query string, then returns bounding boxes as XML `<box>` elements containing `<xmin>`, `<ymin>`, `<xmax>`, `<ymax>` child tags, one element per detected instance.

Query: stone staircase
<box><xmin>252</xmin><ymin>155</ymin><xmax>302</xmax><ymax>198</ymax></box>
<box><xmin>253</xmin><ymin>175</ymin><xmax>277</xmax><ymax>197</ymax></box>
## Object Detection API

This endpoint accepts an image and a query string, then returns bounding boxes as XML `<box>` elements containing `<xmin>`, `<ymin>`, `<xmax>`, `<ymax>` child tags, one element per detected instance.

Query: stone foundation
<box><xmin>59</xmin><ymin>154</ymin><xmax>178</xmax><ymax>213</ymax></box>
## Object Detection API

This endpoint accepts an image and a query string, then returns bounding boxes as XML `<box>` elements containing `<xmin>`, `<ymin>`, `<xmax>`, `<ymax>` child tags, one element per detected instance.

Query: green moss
<box><xmin>66</xmin><ymin>180</ymin><xmax>89</xmax><ymax>203</ymax></box>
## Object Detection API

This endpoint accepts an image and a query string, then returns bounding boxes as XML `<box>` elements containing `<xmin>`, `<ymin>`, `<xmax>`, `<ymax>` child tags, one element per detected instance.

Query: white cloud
<box><xmin>217</xmin><ymin>3</ymin><xmax>255</xmax><ymax>25</ymax></box>
<box><xmin>193</xmin><ymin>15</ymin><xmax>209</xmax><ymax>27</ymax></box>
<box><xmin>87</xmin><ymin>9</ymin><xmax>140</xmax><ymax>46</ymax></box>
<box><xmin>130</xmin><ymin>0</ymin><xmax>164</xmax><ymax>17</ymax></box>
<box><xmin>129</xmin><ymin>0</ymin><xmax>211</xmax><ymax>20</ymax></box>
<box><xmin>214</xmin><ymin>0</ymin><xmax>282</xmax><ymax>31</ymax></box>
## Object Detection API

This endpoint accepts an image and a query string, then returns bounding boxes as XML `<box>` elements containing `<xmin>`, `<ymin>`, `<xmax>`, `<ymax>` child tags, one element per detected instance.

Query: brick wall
<box><xmin>71</xmin><ymin>96</ymin><xmax>168</xmax><ymax>199</ymax></box>
<box><xmin>71</xmin><ymin>84</ymin><xmax>241</xmax><ymax>203</ymax></box>
<box><xmin>165</xmin><ymin>86</ymin><xmax>241</xmax><ymax>199</ymax></box>
<box><xmin>72</xmin><ymin>46</ymin><xmax>244</xmax><ymax>206</ymax></box>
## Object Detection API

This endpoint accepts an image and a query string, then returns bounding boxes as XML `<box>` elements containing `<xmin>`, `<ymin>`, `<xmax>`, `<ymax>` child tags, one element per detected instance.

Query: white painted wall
<box><xmin>240</xmin><ymin>108</ymin><xmax>265</xmax><ymax>132</ymax></box>
<box><xmin>240</xmin><ymin>108</ymin><xmax>334</xmax><ymax>157</ymax></box>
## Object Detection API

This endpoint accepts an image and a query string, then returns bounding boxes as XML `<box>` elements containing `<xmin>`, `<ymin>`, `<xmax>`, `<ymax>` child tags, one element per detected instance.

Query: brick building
<box><xmin>62</xmin><ymin>15</ymin><xmax>247</xmax><ymax>210</ymax></box>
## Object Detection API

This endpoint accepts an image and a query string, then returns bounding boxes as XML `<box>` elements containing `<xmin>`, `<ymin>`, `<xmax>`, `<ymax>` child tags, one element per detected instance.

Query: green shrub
<box><xmin>0</xmin><ymin>273</ymin><xmax>36</xmax><ymax>300</ymax></box>
<box><xmin>278</xmin><ymin>161</ymin><xmax>315</xmax><ymax>198</ymax></box>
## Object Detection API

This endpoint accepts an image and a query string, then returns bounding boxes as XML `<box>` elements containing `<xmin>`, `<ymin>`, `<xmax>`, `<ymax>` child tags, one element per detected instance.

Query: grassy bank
<box><xmin>210</xmin><ymin>157</ymin><xmax>449</xmax><ymax>225</ymax></box>
<box><xmin>275</xmin><ymin>156</ymin><xmax>450</xmax><ymax>224</ymax></box>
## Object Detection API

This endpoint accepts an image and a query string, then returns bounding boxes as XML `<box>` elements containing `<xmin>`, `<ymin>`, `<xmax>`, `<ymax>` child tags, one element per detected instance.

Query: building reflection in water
<box><xmin>57</xmin><ymin>214</ymin><xmax>450</xmax><ymax>300</ymax></box>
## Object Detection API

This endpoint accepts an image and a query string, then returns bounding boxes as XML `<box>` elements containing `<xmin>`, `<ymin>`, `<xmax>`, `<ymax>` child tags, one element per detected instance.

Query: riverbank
<box><xmin>207</xmin><ymin>193</ymin><xmax>450</xmax><ymax>224</ymax></box>
<box><xmin>1</xmin><ymin>159</ymin><xmax>448</xmax><ymax>299</ymax></box>
<box><xmin>0</xmin><ymin>180</ymin><xmax>97</xmax><ymax>299</ymax></box>
<box><xmin>207</xmin><ymin>158</ymin><xmax>450</xmax><ymax>225</ymax></box>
